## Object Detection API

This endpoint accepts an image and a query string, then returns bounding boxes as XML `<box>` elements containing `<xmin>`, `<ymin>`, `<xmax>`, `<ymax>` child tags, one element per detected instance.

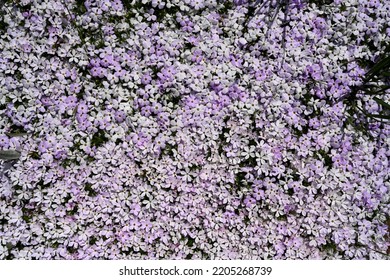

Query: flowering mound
<box><xmin>0</xmin><ymin>0</ymin><xmax>389</xmax><ymax>259</ymax></box>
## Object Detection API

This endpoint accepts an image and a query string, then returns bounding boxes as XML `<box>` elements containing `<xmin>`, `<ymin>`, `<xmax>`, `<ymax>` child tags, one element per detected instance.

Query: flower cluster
<box><xmin>0</xmin><ymin>0</ymin><xmax>389</xmax><ymax>259</ymax></box>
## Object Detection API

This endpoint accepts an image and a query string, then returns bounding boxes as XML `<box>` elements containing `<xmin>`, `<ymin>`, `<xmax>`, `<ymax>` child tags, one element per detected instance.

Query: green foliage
<box><xmin>218</xmin><ymin>0</ymin><xmax>234</xmax><ymax>15</ymax></box>
<box><xmin>84</xmin><ymin>183</ymin><xmax>97</xmax><ymax>197</ymax></box>
<box><xmin>346</xmin><ymin>49</ymin><xmax>390</xmax><ymax>127</ymax></box>
<box><xmin>67</xmin><ymin>205</ymin><xmax>78</xmax><ymax>215</ymax></box>
<box><xmin>305</xmin><ymin>0</ymin><xmax>334</xmax><ymax>5</ymax></box>
<box><xmin>89</xmin><ymin>236</ymin><xmax>97</xmax><ymax>245</ymax></box>
<box><xmin>276</xmin><ymin>214</ymin><xmax>287</xmax><ymax>221</ymax></box>
<box><xmin>316</xmin><ymin>149</ymin><xmax>333</xmax><ymax>168</ymax></box>
<box><xmin>29</xmin><ymin>151</ymin><xmax>41</xmax><ymax>159</ymax></box>
<box><xmin>186</xmin><ymin>237</ymin><xmax>195</xmax><ymax>247</ymax></box>
<box><xmin>161</xmin><ymin>143</ymin><xmax>177</xmax><ymax>158</ymax></box>
<box><xmin>8</xmin><ymin>124</ymin><xmax>27</xmax><ymax>135</ymax></box>
<box><xmin>0</xmin><ymin>150</ymin><xmax>21</xmax><ymax>160</ymax></box>
<box><xmin>320</xmin><ymin>241</ymin><xmax>338</xmax><ymax>253</ymax></box>
<box><xmin>73</xmin><ymin>0</ymin><xmax>87</xmax><ymax>14</ymax></box>
<box><xmin>0</xmin><ymin>17</ymin><xmax>8</xmax><ymax>32</ymax></box>
<box><xmin>91</xmin><ymin>130</ymin><xmax>108</xmax><ymax>147</ymax></box>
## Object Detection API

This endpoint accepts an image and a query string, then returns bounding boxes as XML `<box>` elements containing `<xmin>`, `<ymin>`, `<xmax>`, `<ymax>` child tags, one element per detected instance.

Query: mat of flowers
<box><xmin>0</xmin><ymin>0</ymin><xmax>389</xmax><ymax>259</ymax></box>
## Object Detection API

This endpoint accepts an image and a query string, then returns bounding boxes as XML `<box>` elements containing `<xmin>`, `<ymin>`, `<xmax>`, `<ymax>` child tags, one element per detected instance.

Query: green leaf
<box><xmin>361</xmin><ymin>85</ymin><xmax>390</xmax><ymax>95</ymax></box>
<box><xmin>366</xmin><ymin>113</ymin><xmax>390</xmax><ymax>120</ymax></box>
<box><xmin>373</xmin><ymin>97</ymin><xmax>390</xmax><ymax>111</ymax></box>
<box><xmin>364</xmin><ymin>55</ymin><xmax>390</xmax><ymax>82</ymax></box>
<box><xmin>5</xmin><ymin>132</ymin><xmax>29</xmax><ymax>137</ymax></box>
<box><xmin>0</xmin><ymin>150</ymin><xmax>21</xmax><ymax>160</ymax></box>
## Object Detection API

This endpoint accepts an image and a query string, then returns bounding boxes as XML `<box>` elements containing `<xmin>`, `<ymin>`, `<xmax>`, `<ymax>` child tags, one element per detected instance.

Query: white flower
<box><xmin>241</xmin><ymin>145</ymin><xmax>256</xmax><ymax>159</ymax></box>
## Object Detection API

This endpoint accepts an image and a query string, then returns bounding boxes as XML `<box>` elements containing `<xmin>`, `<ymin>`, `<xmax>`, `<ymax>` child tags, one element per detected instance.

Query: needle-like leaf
<box><xmin>5</xmin><ymin>132</ymin><xmax>29</xmax><ymax>137</ymax></box>
<box><xmin>364</xmin><ymin>55</ymin><xmax>390</xmax><ymax>82</ymax></box>
<box><xmin>373</xmin><ymin>97</ymin><xmax>390</xmax><ymax>111</ymax></box>
<box><xmin>0</xmin><ymin>150</ymin><xmax>21</xmax><ymax>160</ymax></box>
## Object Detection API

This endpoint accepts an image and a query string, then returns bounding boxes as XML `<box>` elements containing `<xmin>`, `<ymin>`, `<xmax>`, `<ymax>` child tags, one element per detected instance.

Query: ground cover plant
<box><xmin>0</xmin><ymin>0</ymin><xmax>389</xmax><ymax>259</ymax></box>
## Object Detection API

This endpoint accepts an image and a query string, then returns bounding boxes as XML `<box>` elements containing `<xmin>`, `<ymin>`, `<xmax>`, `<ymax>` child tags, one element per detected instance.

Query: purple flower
<box><xmin>230</xmin><ymin>54</ymin><xmax>243</xmax><ymax>68</ymax></box>
<box><xmin>191</xmin><ymin>49</ymin><xmax>203</xmax><ymax>63</ymax></box>
<box><xmin>38</xmin><ymin>140</ymin><xmax>49</xmax><ymax>153</ymax></box>
<box><xmin>100</xmin><ymin>55</ymin><xmax>115</xmax><ymax>67</ymax></box>
<box><xmin>141</xmin><ymin>73</ymin><xmax>152</xmax><ymax>85</ymax></box>
<box><xmin>0</xmin><ymin>135</ymin><xmax>9</xmax><ymax>148</ymax></box>
<box><xmin>114</xmin><ymin>110</ymin><xmax>126</xmax><ymax>123</ymax></box>
<box><xmin>141</xmin><ymin>105</ymin><xmax>152</xmax><ymax>117</ymax></box>
<box><xmin>65</xmin><ymin>96</ymin><xmax>78</xmax><ymax>109</ymax></box>
<box><xmin>77</xmin><ymin>102</ymin><xmax>89</xmax><ymax>114</ymax></box>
